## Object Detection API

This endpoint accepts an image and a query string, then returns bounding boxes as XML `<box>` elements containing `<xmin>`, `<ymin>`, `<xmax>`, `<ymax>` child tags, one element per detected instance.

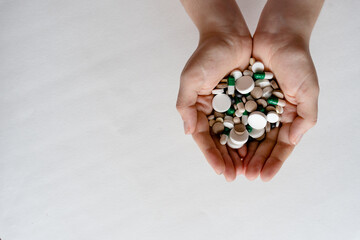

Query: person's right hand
<box><xmin>176</xmin><ymin>32</ymin><xmax>252</xmax><ymax>181</ymax></box>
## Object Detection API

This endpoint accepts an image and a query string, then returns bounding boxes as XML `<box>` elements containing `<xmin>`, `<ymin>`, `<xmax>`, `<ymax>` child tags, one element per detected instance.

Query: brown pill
<box><xmin>245</xmin><ymin>100</ymin><xmax>257</xmax><ymax>112</ymax></box>
<box><xmin>209</xmin><ymin>119</ymin><xmax>216</xmax><ymax>127</ymax></box>
<box><xmin>214</xmin><ymin>111</ymin><xmax>225</xmax><ymax>118</ymax></box>
<box><xmin>272</xmin><ymin>90</ymin><xmax>284</xmax><ymax>99</ymax></box>
<box><xmin>266</xmin><ymin>106</ymin><xmax>276</xmax><ymax>112</ymax></box>
<box><xmin>216</xmin><ymin>83</ymin><xmax>227</xmax><ymax>89</ymax></box>
<box><xmin>270</xmin><ymin>80</ymin><xmax>279</xmax><ymax>89</ymax></box>
<box><xmin>256</xmin><ymin>99</ymin><xmax>267</xmax><ymax>108</ymax></box>
<box><xmin>234</xmin><ymin>123</ymin><xmax>246</xmax><ymax>135</ymax></box>
<box><xmin>250</xmin><ymin>87</ymin><xmax>263</xmax><ymax>99</ymax></box>
<box><xmin>212</xmin><ymin>122</ymin><xmax>224</xmax><ymax>134</ymax></box>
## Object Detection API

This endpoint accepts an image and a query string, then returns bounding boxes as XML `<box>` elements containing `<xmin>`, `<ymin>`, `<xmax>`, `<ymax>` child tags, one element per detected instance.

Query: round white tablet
<box><xmin>252</xmin><ymin>61</ymin><xmax>265</xmax><ymax>73</ymax></box>
<box><xmin>267</xmin><ymin>111</ymin><xmax>280</xmax><ymax>123</ymax></box>
<box><xmin>248</xmin><ymin>111</ymin><xmax>267</xmax><ymax>129</ymax></box>
<box><xmin>231</xmin><ymin>69</ymin><xmax>243</xmax><ymax>80</ymax></box>
<box><xmin>249</xmin><ymin>127</ymin><xmax>265</xmax><ymax>138</ymax></box>
<box><xmin>227</xmin><ymin>137</ymin><xmax>244</xmax><ymax>149</ymax></box>
<box><xmin>223</xmin><ymin>120</ymin><xmax>234</xmax><ymax>129</ymax></box>
<box><xmin>212</xmin><ymin>94</ymin><xmax>231</xmax><ymax>113</ymax></box>
<box><xmin>235</xmin><ymin>76</ymin><xmax>254</xmax><ymax>94</ymax></box>
<box><xmin>229</xmin><ymin>128</ymin><xmax>249</xmax><ymax>145</ymax></box>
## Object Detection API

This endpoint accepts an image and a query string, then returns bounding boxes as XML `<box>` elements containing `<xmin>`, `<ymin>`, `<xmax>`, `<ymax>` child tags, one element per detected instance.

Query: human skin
<box><xmin>244</xmin><ymin>0</ymin><xmax>323</xmax><ymax>181</ymax></box>
<box><xmin>177</xmin><ymin>0</ymin><xmax>323</xmax><ymax>181</ymax></box>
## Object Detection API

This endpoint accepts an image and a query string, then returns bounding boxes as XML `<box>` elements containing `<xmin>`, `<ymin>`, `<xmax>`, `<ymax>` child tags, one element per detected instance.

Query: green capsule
<box><xmin>228</xmin><ymin>76</ymin><xmax>235</xmax><ymax>86</ymax></box>
<box><xmin>254</xmin><ymin>72</ymin><xmax>265</xmax><ymax>79</ymax></box>
<box><xmin>223</xmin><ymin>127</ymin><xmax>231</xmax><ymax>136</ymax></box>
<box><xmin>226</xmin><ymin>106</ymin><xmax>235</xmax><ymax>115</ymax></box>
<box><xmin>246</xmin><ymin>125</ymin><xmax>253</xmax><ymax>133</ymax></box>
<box><xmin>267</xmin><ymin>96</ymin><xmax>279</xmax><ymax>105</ymax></box>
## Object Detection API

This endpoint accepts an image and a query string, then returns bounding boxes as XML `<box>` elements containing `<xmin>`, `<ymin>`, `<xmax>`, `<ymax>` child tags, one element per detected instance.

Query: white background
<box><xmin>1</xmin><ymin>0</ymin><xmax>360</xmax><ymax>239</ymax></box>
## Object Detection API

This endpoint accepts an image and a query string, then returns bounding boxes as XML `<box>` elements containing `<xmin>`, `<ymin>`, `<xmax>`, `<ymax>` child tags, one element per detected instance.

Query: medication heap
<box><xmin>208</xmin><ymin>58</ymin><xmax>286</xmax><ymax>149</ymax></box>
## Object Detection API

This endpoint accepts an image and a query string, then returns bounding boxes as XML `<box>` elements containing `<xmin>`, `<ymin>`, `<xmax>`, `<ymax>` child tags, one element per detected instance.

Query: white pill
<box><xmin>224</xmin><ymin>120</ymin><xmax>234</xmax><ymax>129</ymax></box>
<box><xmin>231</xmin><ymin>69</ymin><xmax>243</xmax><ymax>80</ymax></box>
<box><xmin>227</xmin><ymin>85</ymin><xmax>235</xmax><ymax>95</ymax></box>
<box><xmin>235</xmin><ymin>109</ymin><xmax>243</xmax><ymax>117</ymax></box>
<box><xmin>267</xmin><ymin>111</ymin><xmax>279</xmax><ymax>123</ymax></box>
<box><xmin>212</xmin><ymin>94</ymin><xmax>231</xmax><ymax>113</ymax></box>
<box><xmin>220</xmin><ymin>134</ymin><xmax>228</xmax><ymax>145</ymax></box>
<box><xmin>242</xmin><ymin>115</ymin><xmax>248</xmax><ymax>125</ymax></box>
<box><xmin>243</xmin><ymin>69</ymin><xmax>253</xmax><ymax>77</ymax></box>
<box><xmin>235</xmin><ymin>76</ymin><xmax>254</xmax><ymax>94</ymax></box>
<box><xmin>227</xmin><ymin>137</ymin><xmax>244</xmax><ymax>149</ymax></box>
<box><xmin>212</xmin><ymin>89</ymin><xmax>224</xmax><ymax>95</ymax></box>
<box><xmin>252</xmin><ymin>61</ymin><xmax>265</xmax><ymax>73</ymax></box>
<box><xmin>233</xmin><ymin>117</ymin><xmax>241</xmax><ymax>124</ymax></box>
<box><xmin>249</xmin><ymin>127</ymin><xmax>265</xmax><ymax>138</ymax></box>
<box><xmin>262</xmin><ymin>86</ymin><xmax>273</xmax><ymax>99</ymax></box>
<box><xmin>255</xmin><ymin>79</ymin><xmax>271</xmax><ymax>88</ymax></box>
<box><xmin>250</xmin><ymin>58</ymin><xmax>256</xmax><ymax>66</ymax></box>
<box><xmin>229</xmin><ymin>128</ymin><xmax>249</xmax><ymax>145</ymax></box>
<box><xmin>248</xmin><ymin>111</ymin><xmax>267</xmax><ymax>129</ymax></box>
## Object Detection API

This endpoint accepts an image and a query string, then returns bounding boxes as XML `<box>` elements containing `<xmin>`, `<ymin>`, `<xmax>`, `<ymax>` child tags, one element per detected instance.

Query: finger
<box><xmin>238</xmin><ymin>145</ymin><xmax>247</xmax><ymax>159</ymax></box>
<box><xmin>176</xmin><ymin>74</ymin><xmax>200</xmax><ymax>134</ymax></box>
<box><xmin>213</xmin><ymin>137</ymin><xmax>236</xmax><ymax>182</ymax></box>
<box><xmin>289</xmin><ymin>83</ymin><xmax>319</xmax><ymax>145</ymax></box>
<box><xmin>192</xmin><ymin>112</ymin><xmax>225</xmax><ymax>175</ymax></box>
<box><xmin>196</xmin><ymin>95</ymin><xmax>213</xmax><ymax>115</ymax></box>
<box><xmin>227</xmin><ymin>147</ymin><xmax>243</xmax><ymax>176</ymax></box>
<box><xmin>260</xmin><ymin>123</ymin><xmax>295</xmax><ymax>182</ymax></box>
<box><xmin>245</xmin><ymin>127</ymin><xmax>279</xmax><ymax>180</ymax></box>
<box><xmin>242</xmin><ymin>141</ymin><xmax>259</xmax><ymax>172</ymax></box>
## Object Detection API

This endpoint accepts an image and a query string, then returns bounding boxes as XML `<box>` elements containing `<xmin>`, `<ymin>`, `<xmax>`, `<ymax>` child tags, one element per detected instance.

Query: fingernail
<box><xmin>294</xmin><ymin>134</ymin><xmax>303</xmax><ymax>145</ymax></box>
<box><xmin>183</xmin><ymin>121</ymin><xmax>190</xmax><ymax>135</ymax></box>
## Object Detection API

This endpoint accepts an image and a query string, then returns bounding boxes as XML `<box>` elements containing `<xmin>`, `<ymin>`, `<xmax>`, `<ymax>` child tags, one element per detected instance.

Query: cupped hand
<box><xmin>176</xmin><ymin>33</ymin><xmax>252</xmax><ymax>181</ymax></box>
<box><xmin>244</xmin><ymin>32</ymin><xmax>319</xmax><ymax>181</ymax></box>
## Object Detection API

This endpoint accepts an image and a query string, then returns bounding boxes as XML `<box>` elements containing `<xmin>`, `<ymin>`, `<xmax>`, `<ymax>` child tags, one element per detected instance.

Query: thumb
<box><xmin>289</xmin><ymin>84</ymin><xmax>319</xmax><ymax>145</ymax></box>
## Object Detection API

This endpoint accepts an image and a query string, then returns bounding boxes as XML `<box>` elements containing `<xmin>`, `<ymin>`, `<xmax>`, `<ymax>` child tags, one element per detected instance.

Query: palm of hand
<box><xmin>177</xmin><ymin>34</ymin><xmax>252</xmax><ymax>181</ymax></box>
<box><xmin>241</xmin><ymin>33</ymin><xmax>319</xmax><ymax>181</ymax></box>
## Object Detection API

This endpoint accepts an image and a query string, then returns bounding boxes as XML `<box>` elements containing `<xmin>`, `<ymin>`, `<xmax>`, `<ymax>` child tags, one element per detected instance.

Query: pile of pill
<box><xmin>208</xmin><ymin>58</ymin><xmax>286</xmax><ymax>149</ymax></box>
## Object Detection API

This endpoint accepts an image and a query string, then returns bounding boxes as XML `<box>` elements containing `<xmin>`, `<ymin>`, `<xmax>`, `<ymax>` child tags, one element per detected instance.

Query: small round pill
<box><xmin>266</xmin><ymin>106</ymin><xmax>276</xmax><ymax>112</ymax></box>
<box><xmin>250</xmin><ymin>58</ymin><xmax>256</xmax><ymax>66</ymax></box>
<box><xmin>208</xmin><ymin>115</ymin><xmax>215</xmax><ymax>120</ymax></box>
<box><xmin>262</xmin><ymin>86</ymin><xmax>273</xmax><ymax>99</ymax></box>
<box><xmin>252</xmin><ymin>61</ymin><xmax>265</xmax><ymax>73</ymax></box>
<box><xmin>231</xmin><ymin>69</ymin><xmax>243</xmax><ymax>80</ymax></box>
<box><xmin>256</xmin><ymin>99</ymin><xmax>267</xmax><ymax>108</ymax></box>
<box><xmin>233</xmin><ymin>117</ymin><xmax>241</xmax><ymax>124</ymax></box>
<box><xmin>234</xmin><ymin>123</ymin><xmax>246</xmax><ymax>135</ymax></box>
<box><xmin>249</xmin><ymin>127</ymin><xmax>265</xmax><ymax>138</ymax></box>
<box><xmin>250</xmin><ymin>87</ymin><xmax>263</xmax><ymax>99</ymax></box>
<box><xmin>243</xmin><ymin>70</ymin><xmax>253</xmax><ymax>77</ymax></box>
<box><xmin>272</xmin><ymin>90</ymin><xmax>284</xmax><ymax>99</ymax></box>
<box><xmin>245</xmin><ymin>100</ymin><xmax>257</xmax><ymax>112</ymax></box>
<box><xmin>235</xmin><ymin>76</ymin><xmax>254</xmax><ymax>94</ymax></box>
<box><xmin>227</xmin><ymin>137</ymin><xmax>244</xmax><ymax>149</ymax></box>
<box><xmin>209</xmin><ymin>119</ymin><xmax>216</xmax><ymax>127</ymax></box>
<box><xmin>248</xmin><ymin>111</ymin><xmax>267</xmax><ymax>129</ymax></box>
<box><xmin>224</xmin><ymin>120</ymin><xmax>234</xmax><ymax>129</ymax></box>
<box><xmin>216</xmin><ymin>117</ymin><xmax>224</xmax><ymax>122</ymax></box>
<box><xmin>276</xmin><ymin>121</ymin><xmax>280</xmax><ymax>127</ymax></box>
<box><xmin>267</xmin><ymin>111</ymin><xmax>280</xmax><ymax>123</ymax></box>
<box><xmin>216</xmin><ymin>83</ymin><xmax>228</xmax><ymax>89</ymax></box>
<box><xmin>242</xmin><ymin>115</ymin><xmax>248</xmax><ymax>125</ymax></box>
<box><xmin>212</xmin><ymin>94</ymin><xmax>231</xmax><ymax>113</ymax></box>
<box><xmin>214</xmin><ymin>111</ymin><xmax>225</xmax><ymax>118</ymax></box>
<box><xmin>275</xmin><ymin>105</ymin><xmax>284</xmax><ymax>114</ymax></box>
<box><xmin>270</xmin><ymin>80</ymin><xmax>279</xmax><ymax>89</ymax></box>
<box><xmin>220</xmin><ymin>134</ymin><xmax>228</xmax><ymax>145</ymax></box>
<box><xmin>212</xmin><ymin>122</ymin><xmax>224</xmax><ymax>134</ymax></box>
<box><xmin>229</xmin><ymin>128</ymin><xmax>249</xmax><ymax>145</ymax></box>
